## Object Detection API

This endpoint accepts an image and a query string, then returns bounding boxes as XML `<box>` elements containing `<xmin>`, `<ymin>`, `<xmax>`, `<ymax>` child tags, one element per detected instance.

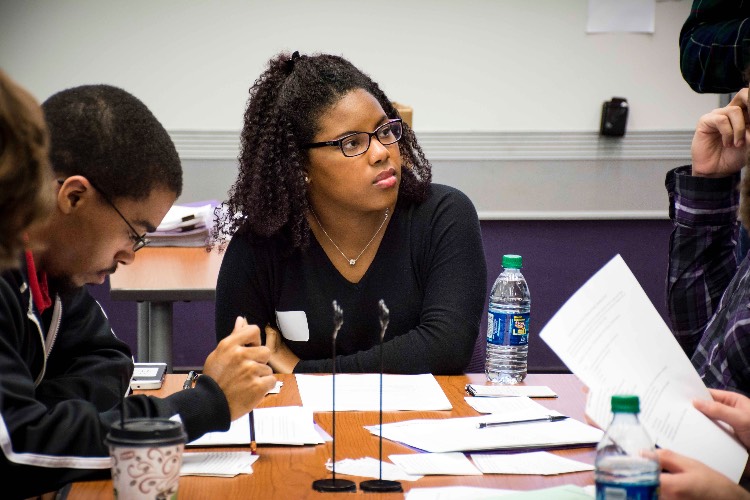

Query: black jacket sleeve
<box><xmin>0</xmin><ymin>278</ymin><xmax>231</xmax><ymax>498</ymax></box>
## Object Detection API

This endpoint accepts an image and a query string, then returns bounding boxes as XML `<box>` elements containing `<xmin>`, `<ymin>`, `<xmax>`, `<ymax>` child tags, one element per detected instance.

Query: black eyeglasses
<box><xmin>57</xmin><ymin>178</ymin><xmax>150</xmax><ymax>252</ymax></box>
<box><xmin>302</xmin><ymin>119</ymin><xmax>403</xmax><ymax>158</ymax></box>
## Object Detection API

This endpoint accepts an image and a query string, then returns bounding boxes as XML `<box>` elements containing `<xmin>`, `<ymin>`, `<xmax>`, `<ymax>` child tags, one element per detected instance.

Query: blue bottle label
<box><xmin>595</xmin><ymin>481</ymin><xmax>659</xmax><ymax>500</ymax></box>
<box><xmin>487</xmin><ymin>311</ymin><xmax>529</xmax><ymax>346</ymax></box>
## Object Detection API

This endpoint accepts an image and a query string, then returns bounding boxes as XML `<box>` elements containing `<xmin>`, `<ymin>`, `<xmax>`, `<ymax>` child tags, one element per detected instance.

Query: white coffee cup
<box><xmin>106</xmin><ymin>418</ymin><xmax>186</xmax><ymax>500</ymax></box>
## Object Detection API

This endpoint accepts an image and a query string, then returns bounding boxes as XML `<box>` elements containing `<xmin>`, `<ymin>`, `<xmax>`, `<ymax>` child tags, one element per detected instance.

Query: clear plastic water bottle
<box><xmin>486</xmin><ymin>254</ymin><xmax>530</xmax><ymax>384</ymax></box>
<box><xmin>595</xmin><ymin>395</ymin><xmax>659</xmax><ymax>500</ymax></box>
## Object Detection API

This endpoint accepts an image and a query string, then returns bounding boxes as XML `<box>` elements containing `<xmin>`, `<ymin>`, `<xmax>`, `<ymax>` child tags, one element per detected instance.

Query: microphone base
<box><xmin>360</xmin><ymin>479</ymin><xmax>403</xmax><ymax>492</ymax></box>
<box><xmin>312</xmin><ymin>478</ymin><xmax>357</xmax><ymax>492</ymax></box>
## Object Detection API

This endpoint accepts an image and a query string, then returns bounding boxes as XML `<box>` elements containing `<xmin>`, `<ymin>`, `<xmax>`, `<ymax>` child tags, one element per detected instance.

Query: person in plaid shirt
<box><xmin>680</xmin><ymin>0</ymin><xmax>750</xmax><ymax>93</ymax></box>
<box><xmin>667</xmin><ymin>87</ymin><xmax>750</xmax><ymax>395</ymax></box>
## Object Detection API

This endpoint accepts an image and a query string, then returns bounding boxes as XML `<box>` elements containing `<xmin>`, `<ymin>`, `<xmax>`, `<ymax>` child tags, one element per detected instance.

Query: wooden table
<box><xmin>109</xmin><ymin>247</ymin><xmax>223</xmax><ymax>370</ymax></box>
<box><xmin>69</xmin><ymin>373</ymin><xmax>596</xmax><ymax>498</ymax></box>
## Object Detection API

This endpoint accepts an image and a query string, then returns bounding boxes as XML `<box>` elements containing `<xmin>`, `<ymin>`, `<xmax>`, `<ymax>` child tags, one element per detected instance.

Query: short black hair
<box><xmin>42</xmin><ymin>84</ymin><xmax>182</xmax><ymax>200</ymax></box>
<box><xmin>214</xmin><ymin>52</ymin><xmax>431</xmax><ymax>250</ymax></box>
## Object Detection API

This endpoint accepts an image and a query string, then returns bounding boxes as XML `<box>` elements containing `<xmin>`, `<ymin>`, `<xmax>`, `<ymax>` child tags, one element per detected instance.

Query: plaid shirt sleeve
<box><xmin>666</xmin><ymin>166</ymin><xmax>740</xmax><ymax>357</ymax></box>
<box><xmin>680</xmin><ymin>0</ymin><xmax>750</xmax><ymax>93</ymax></box>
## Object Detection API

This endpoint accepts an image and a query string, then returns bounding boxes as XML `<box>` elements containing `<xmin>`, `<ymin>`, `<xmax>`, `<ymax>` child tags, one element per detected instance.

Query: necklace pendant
<box><xmin>349</xmin><ymin>259</ymin><xmax>356</xmax><ymax>266</ymax></box>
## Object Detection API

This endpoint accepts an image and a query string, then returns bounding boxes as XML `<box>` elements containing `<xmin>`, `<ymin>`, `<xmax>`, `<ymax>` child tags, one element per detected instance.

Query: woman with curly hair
<box><xmin>214</xmin><ymin>51</ymin><xmax>487</xmax><ymax>374</ymax></box>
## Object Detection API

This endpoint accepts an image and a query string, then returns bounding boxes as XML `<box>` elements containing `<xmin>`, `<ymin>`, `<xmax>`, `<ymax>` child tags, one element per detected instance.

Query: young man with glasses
<box><xmin>213</xmin><ymin>52</ymin><xmax>487</xmax><ymax>375</ymax></box>
<box><xmin>0</xmin><ymin>84</ymin><xmax>275</xmax><ymax>498</ymax></box>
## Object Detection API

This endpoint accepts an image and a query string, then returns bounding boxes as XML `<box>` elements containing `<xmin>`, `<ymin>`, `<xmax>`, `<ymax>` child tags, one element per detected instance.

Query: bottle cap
<box><xmin>502</xmin><ymin>254</ymin><xmax>522</xmax><ymax>268</ymax></box>
<box><xmin>611</xmin><ymin>395</ymin><xmax>639</xmax><ymax>413</ymax></box>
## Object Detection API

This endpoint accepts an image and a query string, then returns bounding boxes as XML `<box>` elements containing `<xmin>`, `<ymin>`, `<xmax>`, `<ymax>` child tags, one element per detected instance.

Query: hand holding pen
<box><xmin>203</xmin><ymin>316</ymin><xmax>276</xmax><ymax>422</ymax></box>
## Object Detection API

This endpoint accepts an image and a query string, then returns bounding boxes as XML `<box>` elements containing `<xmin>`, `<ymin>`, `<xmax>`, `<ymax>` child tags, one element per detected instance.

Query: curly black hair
<box><xmin>214</xmin><ymin>51</ymin><xmax>432</xmax><ymax>251</ymax></box>
<box><xmin>42</xmin><ymin>84</ymin><xmax>182</xmax><ymax>201</ymax></box>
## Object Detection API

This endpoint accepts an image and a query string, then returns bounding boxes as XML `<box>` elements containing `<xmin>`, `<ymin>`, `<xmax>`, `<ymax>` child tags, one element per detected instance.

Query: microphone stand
<box><xmin>312</xmin><ymin>301</ymin><xmax>356</xmax><ymax>493</ymax></box>
<box><xmin>360</xmin><ymin>300</ymin><xmax>403</xmax><ymax>492</ymax></box>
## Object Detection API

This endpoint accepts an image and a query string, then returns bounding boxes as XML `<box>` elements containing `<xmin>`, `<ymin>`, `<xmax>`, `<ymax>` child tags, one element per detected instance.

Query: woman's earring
<box><xmin>304</xmin><ymin>175</ymin><xmax>310</xmax><ymax>184</ymax></box>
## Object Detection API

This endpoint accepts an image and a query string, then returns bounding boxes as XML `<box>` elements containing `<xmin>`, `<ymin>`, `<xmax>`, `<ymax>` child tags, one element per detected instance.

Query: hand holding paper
<box><xmin>539</xmin><ymin>255</ymin><xmax>748</xmax><ymax>481</ymax></box>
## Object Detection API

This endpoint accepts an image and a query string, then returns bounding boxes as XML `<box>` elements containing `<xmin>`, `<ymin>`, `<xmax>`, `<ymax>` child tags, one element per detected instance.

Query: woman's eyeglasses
<box><xmin>302</xmin><ymin>119</ymin><xmax>403</xmax><ymax>158</ymax></box>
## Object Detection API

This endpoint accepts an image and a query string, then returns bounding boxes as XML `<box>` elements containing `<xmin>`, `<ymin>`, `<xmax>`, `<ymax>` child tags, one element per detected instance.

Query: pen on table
<box><xmin>249</xmin><ymin>410</ymin><xmax>257</xmax><ymax>454</ymax></box>
<box><xmin>182</xmin><ymin>370</ymin><xmax>198</xmax><ymax>390</ymax></box>
<box><xmin>477</xmin><ymin>415</ymin><xmax>569</xmax><ymax>429</ymax></box>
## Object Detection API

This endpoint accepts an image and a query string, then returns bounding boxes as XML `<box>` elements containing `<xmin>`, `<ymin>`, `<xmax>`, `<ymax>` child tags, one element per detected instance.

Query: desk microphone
<box><xmin>360</xmin><ymin>300</ymin><xmax>403</xmax><ymax>493</ymax></box>
<box><xmin>312</xmin><ymin>301</ymin><xmax>356</xmax><ymax>493</ymax></box>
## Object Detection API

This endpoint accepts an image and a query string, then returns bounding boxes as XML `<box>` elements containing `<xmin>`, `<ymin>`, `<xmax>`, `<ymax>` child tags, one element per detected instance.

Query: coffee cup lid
<box><xmin>107</xmin><ymin>418</ymin><xmax>186</xmax><ymax>445</ymax></box>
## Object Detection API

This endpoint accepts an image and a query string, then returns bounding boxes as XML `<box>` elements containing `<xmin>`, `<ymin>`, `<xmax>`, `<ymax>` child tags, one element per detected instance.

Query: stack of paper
<box><xmin>466</xmin><ymin>385</ymin><xmax>557</xmax><ymax>398</ymax></box>
<box><xmin>186</xmin><ymin>406</ymin><xmax>325</xmax><ymax>447</ymax></box>
<box><xmin>181</xmin><ymin>452</ymin><xmax>258</xmax><ymax>477</ymax></box>
<box><xmin>146</xmin><ymin>202</ymin><xmax>215</xmax><ymax>247</ymax></box>
<box><xmin>464</xmin><ymin>395</ymin><xmax>558</xmax><ymax>415</ymax></box>
<box><xmin>365</xmin><ymin>413</ymin><xmax>602</xmax><ymax>453</ymax></box>
<box><xmin>254</xmin><ymin>406</ymin><xmax>325</xmax><ymax>445</ymax></box>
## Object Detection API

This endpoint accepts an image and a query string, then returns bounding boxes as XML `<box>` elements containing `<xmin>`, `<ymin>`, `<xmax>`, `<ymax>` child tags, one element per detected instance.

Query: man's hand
<box><xmin>264</xmin><ymin>325</ymin><xmax>300</xmax><ymax>374</ymax></box>
<box><xmin>658</xmin><ymin>449</ymin><xmax>750</xmax><ymax>500</ymax></box>
<box><xmin>692</xmin><ymin>88</ymin><xmax>750</xmax><ymax>178</ymax></box>
<box><xmin>203</xmin><ymin>316</ymin><xmax>275</xmax><ymax>421</ymax></box>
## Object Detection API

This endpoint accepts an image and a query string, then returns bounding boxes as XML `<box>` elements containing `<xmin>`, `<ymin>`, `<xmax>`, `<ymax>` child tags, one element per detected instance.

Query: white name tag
<box><xmin>275</xmin><ymin>310</ymin><xmax>310</xmax><ymax>341</ymax></box>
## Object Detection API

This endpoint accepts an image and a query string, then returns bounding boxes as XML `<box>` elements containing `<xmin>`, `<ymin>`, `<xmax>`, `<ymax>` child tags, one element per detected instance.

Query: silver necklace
<box><xmin>310</xmin><ymin>207</ymin><xmax>390</xmax><ymax>266</ymax></box>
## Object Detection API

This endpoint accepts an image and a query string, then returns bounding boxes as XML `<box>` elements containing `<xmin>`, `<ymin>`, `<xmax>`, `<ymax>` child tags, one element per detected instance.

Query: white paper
<box><xmin>389</xmin><ymin>452</ymin><xmax>482</xmax><ymax>476</ymax></box>
<box><xmin>154</xmin><ymin>204</ymin><xmax>212</xmax><ymax>232</ymax></box>
<box><xmin>275</xmin><ymin>310</ymin><xmax>310</xmax><ymax>341</ymax></box>
<box><xmin>296</xmin><ymin>373</ymin><xmax>452</xmax><ymax>411</ymax></box>
<box><xmin>586</xmin><ymin>0</ymin><xmax>655</xmax><ymax>33</ymax></box>
<box><xmin>187</xmin><ymin>405</ymin><xmax>322</xmax><ymax>447</ymax></box>
<box><xmin>254</xmin><ymin>406</ymin><xmax>324</xmax><ymax>445</ymax></box>
<box><xmin>326</xmin><ymin>457</ymin><xmax>423</xmax><ymax>481</ymax></box>
<box><xmin>180</xmin><ymin>451</ymin><xmax>258</xmax><ymax>477</ymax></box>
<box><xmin>539</xmin><ymin>254</ymin><xmax>748</xmax><ymax>481</ymax></box>
<box><xmin>470</xmin><ymin>451</ymin><xmax>594</xmax><ymax>476</ymax></box>
<box><xmin>464</xmin><ymin>395</ymin><xmax>559</xmax><ymax>415</ymax></box>
<box><xmin>406</xmin><ymin>485</ymin><xmax>593</xmax><ymax>500</ymax></box>
<box><xmin>187</xmin><ymin>414</ymin><xmax>250</xmax><ymax>447</ymax></box>
<box><xmin>406</xmin><ymin>487</ymin><xmax>514</xmax><ymax>500</ymax></box>
<box><xmin>267</xmin><ymin>380</ymin><xmax>283</xmax><ymax>394</ymax></box>
<box><xmin>366</xmin><ymin>415</ymin><xmax>602</xmax><ymax>453</ymax></box>
<box><xmin>467</xmin><ymin>384</ymin><xmax>557</xmax><ymax>398</ymax></box>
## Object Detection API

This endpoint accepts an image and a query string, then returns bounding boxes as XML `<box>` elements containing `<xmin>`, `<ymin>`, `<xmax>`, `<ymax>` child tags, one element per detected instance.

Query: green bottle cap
<box><xmin>502</xmin><ymin>254</ymin><xmax>522</xmax><ymax>268</ymax></box>
<box><xmin>611</xmin><ymin>395</ymin><xmax>640</xmax><ymax>413</ymax></box>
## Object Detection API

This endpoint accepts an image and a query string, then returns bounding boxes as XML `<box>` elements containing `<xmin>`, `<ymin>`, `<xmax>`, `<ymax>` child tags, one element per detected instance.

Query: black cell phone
<box><xmin>130</xmin><ymin>362</ymin><xmax>167</xmax><ymax>390</ymax></box>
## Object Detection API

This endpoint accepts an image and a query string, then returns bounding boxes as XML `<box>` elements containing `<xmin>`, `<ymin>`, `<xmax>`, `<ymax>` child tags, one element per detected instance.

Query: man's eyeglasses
<box><xmin>57</xmin><ymin>178</ymin><xmax>150</xmax><ymax>252</ymax></box>
<box><xmin>302</xmin><ymin>119</ymin><xmax>403</xmax><ymax>158</ymax></box>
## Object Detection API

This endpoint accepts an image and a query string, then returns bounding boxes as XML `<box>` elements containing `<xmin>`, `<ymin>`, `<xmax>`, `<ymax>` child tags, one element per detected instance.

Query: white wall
<box><xmin>0</xmin><ymin>0</ymin><xmax>717</xmax><ymax>133</ymax></box>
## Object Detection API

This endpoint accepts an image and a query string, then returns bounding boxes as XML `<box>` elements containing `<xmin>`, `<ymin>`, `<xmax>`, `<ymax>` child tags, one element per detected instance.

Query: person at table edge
<box><xmin>0</xmin><ymin>78</ymin><xmax>275</xmax><ymax>498</ymax></box>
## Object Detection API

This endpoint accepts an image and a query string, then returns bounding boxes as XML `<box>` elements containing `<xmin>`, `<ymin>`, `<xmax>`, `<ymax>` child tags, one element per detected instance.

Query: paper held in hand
<box><xmin>539</xmin><ymin>254</ymin><xmax>748</xmax><ymax>482</ymax></box>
